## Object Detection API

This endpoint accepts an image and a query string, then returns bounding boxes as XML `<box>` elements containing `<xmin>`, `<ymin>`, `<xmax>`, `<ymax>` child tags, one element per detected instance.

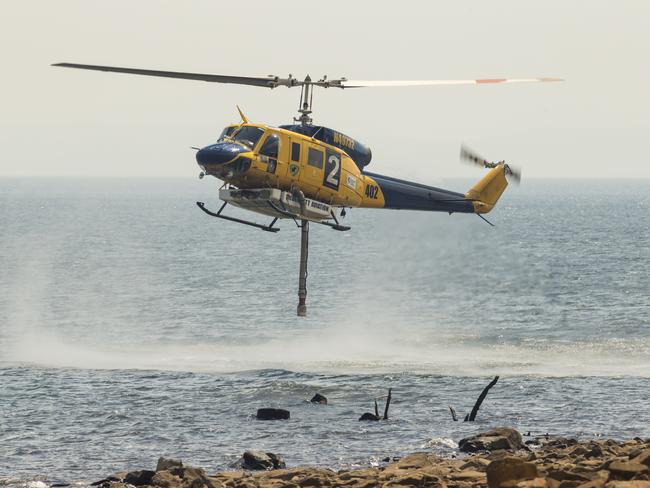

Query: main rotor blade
<box><xmin>338</xmin><ymin>77</ymin><xmax>563</xmax><ymax>88</ymax></box>
<box><xmin>52</xmin><ymin>63</ymin><xmax>292</xmax><ymax>88</ymax></box>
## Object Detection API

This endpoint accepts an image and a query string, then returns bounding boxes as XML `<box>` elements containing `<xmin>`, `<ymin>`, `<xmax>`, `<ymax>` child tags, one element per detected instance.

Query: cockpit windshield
<box><xmin>231</xmin><ymin>126</ymin><xmax>265</xmax><ymax>149</ymax></box>
<box><xmin>218</xmin><ymin>126</ymin><xmax>237</xmax><ymax>142</ymax></box>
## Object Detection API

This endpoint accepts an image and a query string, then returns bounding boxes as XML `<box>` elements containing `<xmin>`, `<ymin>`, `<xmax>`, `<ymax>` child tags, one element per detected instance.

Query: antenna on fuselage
<box><xmin>236</xmin><ymin>105</ymin><xmax>249</xmax><ymax>124</ymax></box>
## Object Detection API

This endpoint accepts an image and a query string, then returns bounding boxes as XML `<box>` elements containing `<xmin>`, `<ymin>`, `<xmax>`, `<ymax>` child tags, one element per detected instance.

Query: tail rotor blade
<box><xmin>461</xmin><ymin>145</ymin><xmax>522</xmax><ymax>184</ymax></box>
<box><xmin>460</xmin><ymin>145</ymin><xmax>491</xmax><ymax>168</ymax></box>
<box><xmin>505</xmin><ymin>164</ymin><xmax>522</xmax><ymax>184</ymax></box>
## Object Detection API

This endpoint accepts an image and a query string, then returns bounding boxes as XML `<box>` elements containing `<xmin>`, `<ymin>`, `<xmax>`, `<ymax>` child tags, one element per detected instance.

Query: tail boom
<box><xmin>361</xmin><ymin>172</ymin><xmax>475</xmax><ymax>213</ymax></box>
<box><xmin>360</xmin><ymin>165</ymin><xmax>509</xmax><ymax>215</ymax></box>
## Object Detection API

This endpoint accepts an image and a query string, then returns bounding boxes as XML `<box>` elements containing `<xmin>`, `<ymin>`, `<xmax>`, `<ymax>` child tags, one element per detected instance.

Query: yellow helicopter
<box><xmin>52</xmin><ymin>63</ymin><xmax>561</xmax><ymax>315</ymax></box>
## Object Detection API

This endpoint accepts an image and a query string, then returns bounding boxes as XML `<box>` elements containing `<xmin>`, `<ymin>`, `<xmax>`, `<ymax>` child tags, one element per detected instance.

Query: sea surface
<box><xmin>0</xmin><ymin>178</ymin><xmax>649</xmax><ymax>484</ymax></box>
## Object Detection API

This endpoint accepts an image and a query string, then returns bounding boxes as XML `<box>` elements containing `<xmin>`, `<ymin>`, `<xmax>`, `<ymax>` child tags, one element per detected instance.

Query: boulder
<box><xmin>546</xmin><ymin>468</ymin><xmax>591</xmax><ymax>483</ymax></box>
<box><xmin>310</xmin><ymin>393</ymin><xmax>328</xmax><ymax>404</ymax></box>
<box><xmin>607</xmin><ymin>461</ymin><xmax>649</xmax><ymax>480</ymax></box>
<box><xmin>151</xmin><ymin>471</ymin><xmax>181</xmax><ymax>488</ymax></box>
<box><xmin>486</xmin><ymin>457</ymin><xmax>538</xmax><ymax>488</ymax></box>
<box><xmin>123</xmin><ymin>470</ymin><xmax>155</xmax><ymax>486</ymax></box>
<box><xmin>156</xmin><ymin>457</ymin><xmax>183</xmax><ymax>471</ymax></box>
<box><xmin>632</xmin><ymin>449</ymin><xmax>650</xmax><ymax>469</ymax></box>
<box><xmin>256</xmin><ymin>408</ymin><xmax>290</xmax><ymax>420</ymax></box>
<box><xmin>460</xmin><ymin>457</ymin><xmax>491</xmax><ymax>471</ymax></box>
<box><xmin>577</xmin><ymin>481</ymin><xmax>606</xmax><ymax>488</ymax></box>
<box><xmin>459</xmin><ymin>427</ymin><xmax>527</xmax><ymax>453</ymax></box>
<box><xmin>241</xmin><ymin>450</ymin><xmax>286</xmax><ymax>470</ymax></box>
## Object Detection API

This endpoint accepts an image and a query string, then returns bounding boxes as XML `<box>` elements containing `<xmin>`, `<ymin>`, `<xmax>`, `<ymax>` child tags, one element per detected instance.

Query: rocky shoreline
<box><xmin>90</xmin><ymin>428</ymin><xmax>650</xmax><ymax>488</ymax></box>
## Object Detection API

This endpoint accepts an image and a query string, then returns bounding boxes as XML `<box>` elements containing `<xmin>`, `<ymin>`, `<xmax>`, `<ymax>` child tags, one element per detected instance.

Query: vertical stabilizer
<box><xmin>465</xmin><ymin>165</ymin><xmax>509</xmax><ymax>213</ymax></box>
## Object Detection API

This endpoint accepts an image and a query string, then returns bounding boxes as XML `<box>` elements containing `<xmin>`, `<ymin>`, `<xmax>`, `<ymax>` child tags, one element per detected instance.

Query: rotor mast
<box><xmin>295</xmin><ymin>75</ymin><xmax>314</xmax><ymax>126</ymax></box>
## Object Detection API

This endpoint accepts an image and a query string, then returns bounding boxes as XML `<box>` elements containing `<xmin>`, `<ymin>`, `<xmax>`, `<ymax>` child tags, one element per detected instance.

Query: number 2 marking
<box><xmin>323</xmin><ymin>151</ymin><xmax>341</xmax><ymax>190</ymax></box>
<box><xmin>326</xmin><ymin>155</ymin><xmax>340</xmax><ymax>186</ymax></box>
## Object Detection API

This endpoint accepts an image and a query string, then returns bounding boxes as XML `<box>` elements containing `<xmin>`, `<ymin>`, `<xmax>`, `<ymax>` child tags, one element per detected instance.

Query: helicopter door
<box><xmin>302</xmin><ymin>145</ymin><xmax>325</xmax><ymax>191</ymax></box>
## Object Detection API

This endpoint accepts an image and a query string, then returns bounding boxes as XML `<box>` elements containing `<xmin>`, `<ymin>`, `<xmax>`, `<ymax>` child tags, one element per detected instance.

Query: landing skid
<box><xmin>197</xmin><ymin>200</ymin><xmax>350</xmax><ymax>232</ymax></box>
<box><xmin>196</xmin><ymin>201</ymin><xmax>280</xmax><ymax>232</ymax></box>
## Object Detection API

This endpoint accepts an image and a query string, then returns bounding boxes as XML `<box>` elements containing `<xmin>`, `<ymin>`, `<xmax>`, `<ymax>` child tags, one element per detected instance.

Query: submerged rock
<box><xmin>256</xmin><ymin>408</ymin><xmax>290</xmax><ymax>420</ymax></box>
<box><xmin>459</xmin><ymin>427</ymin><xmax>527</xmax><ymax>453</ymax></box>
<box><xmin>359</xmin><ymin>412</ymin><xmax>380</xmax><ymax>421</ymax></box>
<box><xmin>310</xmin><ymin>393</ymin><xmax>328</xmax><ymax>404</ymax></box>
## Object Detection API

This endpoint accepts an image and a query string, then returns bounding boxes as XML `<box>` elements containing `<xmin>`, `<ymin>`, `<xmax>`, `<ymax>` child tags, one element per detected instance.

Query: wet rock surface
<box><xmin>255</xmin><ymin>408</ymin><xmax>290</xmax><ymax>420</ymax></box>
<box><xmin>89</xmin><ymin>429</ymin><xmax>650</xmax><ymax>488</ymax></box>
<box><xmin>459</xmin><ymin>427</ymin><xmax>528</xmax><ymax>453</ymax></box>
<box><xmin>237</xmin><ymin>451</ymin><xmax>286</xmax><ymax>471</ymax></box>
<box><xmin>310</xmin><ymin>393</ymin><xmax>328</xmax><ymax>404</ymax></box>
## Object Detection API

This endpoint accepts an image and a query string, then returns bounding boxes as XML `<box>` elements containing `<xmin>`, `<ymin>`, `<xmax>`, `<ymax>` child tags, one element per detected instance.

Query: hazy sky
<box><xmin>1</xmin><ymin>0</ymin><xmax>649</xmax><ymax>179</ymax></box>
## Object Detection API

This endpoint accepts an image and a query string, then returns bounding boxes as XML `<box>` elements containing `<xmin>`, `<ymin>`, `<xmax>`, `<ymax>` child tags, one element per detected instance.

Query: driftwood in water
<box><xmin>449</xmin><ymin>406</ymin><xmax>458</xmax><ymax>422</ymax></box>
<box><xmin>448</xmin><ymin>376</ymin><xmax>499</xmax><ymax>422</ymax></box>
<box><xmin>359</xmin><ymin>388</ymin><xmax>392</xmax><ymax>421</ymax></box>
<box><xmin>383</xmin><ymin>388</ymin><xmax>392</xmax><ymax>420</ymax></box>
<box><xmin>467</xmin><ymin>375</ymin><xmax>499</xmax><ymax>421</ymax></box>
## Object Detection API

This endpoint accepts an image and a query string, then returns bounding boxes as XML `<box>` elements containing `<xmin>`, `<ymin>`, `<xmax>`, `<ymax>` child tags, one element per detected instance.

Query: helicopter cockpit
<box><xmin>219</xmin><ymin>125</ymin><xmax>265</xmax><ymax>149</ymax></box>
<box><xmin>197</xmin><ymin>125</ymin><xmax>277</xmax><ymax>180</ymax></box>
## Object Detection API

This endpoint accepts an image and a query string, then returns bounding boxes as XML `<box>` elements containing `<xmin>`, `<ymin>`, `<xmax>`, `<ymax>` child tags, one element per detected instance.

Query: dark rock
<box><xmin>485</xmin><ymin>457</ymin><xmax>538</xmax><ymax>487</ymax></box>
<box><xmin>156</xmin><ymin>457</ymin><xmax>183</xmax><ymax>471</ymax></box>
<box><xmin>241</xmin><ymin>450</ymin><xmax>285</xmax><ymax>470</ymax></box>
<box><xmin>256</xmin><ymin>408</ymin><xmax>290</xmax><ymax>420</ymax></box>
<box><xmin>123</xmin><ymin>470</ymin><xmax>155</xmax><ymax>486</ymax></box>
<box><xmin>459</xmin><ymin>427</ymin><xmax>527</xmax><ymax>453</ymax></box>
<box><xmin>310</xmin><ymin>393</ymin><xmax>328</xmax><ymax>404</ymax></box>
<box><xmin>586</xmin><ymin>443</ymin><xmax>604</xmax><ymax>458</ymax></box>
<box><xmin>359</xmin><ymin>413</ymin><xmax>380</xmax><ymax>421</ymax></box>
<box><xmin>266</xmin><ymin>453</ymin><xmax>286</xmax><ymax>470</ymax></box>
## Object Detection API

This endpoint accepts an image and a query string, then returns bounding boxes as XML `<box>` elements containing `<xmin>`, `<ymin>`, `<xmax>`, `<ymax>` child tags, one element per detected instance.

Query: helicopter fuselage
<box><xmin>196</xmin><ymin>122</ymin><xmax>386</xmax><ymax>210</ymax></box>
<box><xmin>196</xmin><ymin>122</ymin><xmax>506</xmax><ymax>220</ymax></box>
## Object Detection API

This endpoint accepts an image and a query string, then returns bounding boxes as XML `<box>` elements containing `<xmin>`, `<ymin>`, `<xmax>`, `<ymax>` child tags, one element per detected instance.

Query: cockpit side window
<box><xmin>232</xmin><ymin>126</ymin><xmax>264</xmax><ymax>149</ymax></box>
<box><xmin>259</xmin><ymin>133</ymin><xmax>279</xmax><ymax>159</ymax></box>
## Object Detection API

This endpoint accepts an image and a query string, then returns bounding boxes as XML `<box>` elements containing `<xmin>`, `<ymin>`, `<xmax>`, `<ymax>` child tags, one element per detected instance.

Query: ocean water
<box><xmin>0</xmin><ymin>178</ymin><xmax>649</xmax><ymax>484</ymax></box>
